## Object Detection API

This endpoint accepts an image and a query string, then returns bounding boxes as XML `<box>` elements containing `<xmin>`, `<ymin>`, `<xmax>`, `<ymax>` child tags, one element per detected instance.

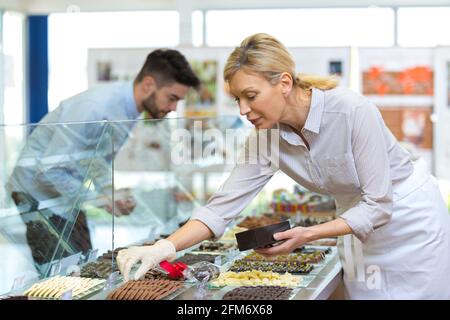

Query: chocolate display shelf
<box><xmin>25</xmin><ymin>219</ymin><xmax>73</xmax><ymax>265</ymax></box>
<box><xmin>193</xmin><ymin>241</ymin><xmax>236</xmax><ymax>253</ymax></box>
<box><xmin>47</xmin><ymin>213</ymin><xmax>92</xmax><ymax>254</ymax></box>
<box><xmin>244</xmin><ymin>252</ymin><xmax>325</xmax><ymax>264</ymax></box>
<box><xmin>144</xmin><ymin>269</ymin><xmax>182</xmax><ymax>281</ymax></box>
<box><xmin>107</xmin><ymin>279</ymin><xmax>184</xmax><ymax>300</ymax></box>
<box><xmin>23</xmin><ymin>276</ymin><xmax>106</xmax><ymax>300</ymax></box>
<box><xmin>97</xmin><ymin>247</ymin><xmax>127</xmax><ymax>262</ymax></box>
<box><xmin>80</xmin><ymin>260</ymin><xmax>115</xmax><ymax>279</ymax></box>
<box><xmin>222</xmin><ymin>286</ymin><xmax>293</xmax><ymax>300</ymax></box>
<box><xmin>175</xmin><ymin>253</ymin><xmax>227</xmax><ymax>265</ymax></box>
<box><xmin>0</xmin><ymin>295</ymin><xmax>29</xmax><ymax>300</ymax></box>
<box><xmin>294</xmin><ymin>246</ymin><xmax>332</xmax><ymax>255</ymax></box>
<box><xmin>228</xmin><ymin>259</ymin><xmax>314</xmax><ymax>274</ymax></box>
<box><xmin>292</xmin><ymin>216</ymin><xmax>334</xmax><ymax>227</ymax></box>
<box><xmin>237</xmin><ymin>214</ymin><xmax>285</xmax><ymax>229</ymax></box>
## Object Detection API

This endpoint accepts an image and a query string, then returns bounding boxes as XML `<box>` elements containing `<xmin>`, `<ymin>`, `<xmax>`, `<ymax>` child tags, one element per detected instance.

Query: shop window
<box><xmin>205</xmin><ymin>8</ymin><xmax>394</xmax><ymax>47</ymax></box>
<box><xmin>48</xmin><ymin>11</ymin><xmax>179</xmax><ymax>111</ymax></box>
<box><xmin>398</xmin><ymin>7</ymin><xmax>450</xmax><ymax>47</ymax></box>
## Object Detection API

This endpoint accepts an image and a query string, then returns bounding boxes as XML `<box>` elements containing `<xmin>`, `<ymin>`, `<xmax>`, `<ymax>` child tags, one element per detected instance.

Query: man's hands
<box><xmin>104</xmin><ymin>197</ymin><xmax>136</xmax><ymax>216</ymax></box>
<box><xmin>117</xmin><ymin>239</ymin><xmax>176</xmax><ymax>281</ymax></box>
<box><xmin>255</xmin><ymin>226</ymin><xmax>314</xmax><ymax>256</ymax></box>
<box><xmin>102</xmin><ymin>188</ymin><xmax>136</xmax><ymax>216</ymax></box>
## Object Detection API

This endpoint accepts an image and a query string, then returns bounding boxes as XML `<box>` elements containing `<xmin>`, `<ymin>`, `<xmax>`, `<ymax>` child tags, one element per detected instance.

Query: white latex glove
<box><xmin>117</xmin><ymin>239</ymin><xmax>176</xmax><ymax>282</ymax></box>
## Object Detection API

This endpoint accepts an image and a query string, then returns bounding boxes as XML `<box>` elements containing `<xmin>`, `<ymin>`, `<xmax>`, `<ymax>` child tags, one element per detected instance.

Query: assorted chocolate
<box><xmin>107</xmin><ymin>279</ymin><xmax>183</xmax><ymax>300</ymax></box>
<box><xmin>25</xmin><ymin>220</ymin><xmax>72</xmax><ymax>264</ymax></box>
<box><xmin>244</xmin><ymin>252</ymin><xmax>325</xmax><ymax>264</ymax></box>
<box><xmin>144</xmin><ymin>269</ymin><xmax>178</xmax><ymax>281</ymax></box>
<box><xmin>292</xmin><ymin>216</ymin><xmax>333</xmax><ymax>228</ymax></box>
<box><xmin>176</xmin><ymin>253</ymin><xmax>226</xmax><ymax>265</ymax></box>
<box><xmin>211</xmin><ymin>270</ymin><xmax>301</xmax><ymax>287</ymax></box>
<box><xmin>25</xmin><ymin>212</ymin><xmax>92</xmax><ymax>265</ymax></box>
<box><xmin>196</xmin><ymin>241</ymin><xmax>235</xmax><ymax>253</ymax></box>
<box><xmin>23</xmin><ymin>276</ymin><xmax>105</xmax><ymax>299</ymax></box>
<box><xmin>223</xmin><ymin>286</ymin><xmax>293</xmax><ymax>300</ymax></box>
<box><xmin>221</xmin><ymin>226</ymin><xmax>248</xmax><ymax>241</ymax></box>
<box><xmin>48</xmin><ymin>213</ymin><xmax>92</xmax><ymax>254</ymax></box>
<box><xmin>237</xmin><ymin>214</ymin><xmax>284</xmax><ymax>229</ymax></box>
<box><xmin>18</xmin><ymin>208</ymin><xmax>333</xmax><ymax>300</ymax></box>
<box><xmin>80</xmin><ymin>260</ymin><xmax>114</xmax><ymax>279</ymax></box>
<box><xmin>0</xmin><ymin>295</ymin><xmax>29</xmax><ymax>300</ymax></box>
<box><xmin>228</xmin><ymin>259</ymin><xmax>313</xmax><ymax>274</ymax></box>
<box><xmin>97</xmin><ymin>247</ymin><xmax>127</xmax><ymax>262</ymax></box>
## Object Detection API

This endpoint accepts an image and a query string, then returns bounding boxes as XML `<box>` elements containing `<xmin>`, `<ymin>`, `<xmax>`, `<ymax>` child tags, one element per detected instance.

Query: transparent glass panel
<box><xmin>0</xmin><ymin>121</ymin><xmax>114</xmax><ymax>294</ymax></box>
<box><xmin>110</xmin><ymin>117</ymin><xmax>247</xmax><ymax>247</ymax></box>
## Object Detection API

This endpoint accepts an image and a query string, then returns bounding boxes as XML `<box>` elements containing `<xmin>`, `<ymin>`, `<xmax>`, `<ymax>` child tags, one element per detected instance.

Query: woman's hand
<box><xmin>117</xmin><ymin>239</ymin><xmax>176</xmax><ymax>281</ymax></box>
<box><xmin>255</xmin><ymin>226</ymin><xmax>314</xmax><ymax>256</ymax></box>
<box><xmin>255</xmin><ymin>218</ymin><xmax>353</xmax><ymax>256</ymax></box>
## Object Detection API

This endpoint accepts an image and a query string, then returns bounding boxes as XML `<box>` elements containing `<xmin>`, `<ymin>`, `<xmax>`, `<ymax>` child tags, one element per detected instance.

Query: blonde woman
<box><xmin>118</xmin><ymin>34</ymin><xmax>450</xmax><ymax>299</ymax></box>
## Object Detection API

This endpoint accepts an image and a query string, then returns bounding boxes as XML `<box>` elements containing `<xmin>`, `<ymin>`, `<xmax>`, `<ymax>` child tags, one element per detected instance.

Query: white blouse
<box><xmin>191</xmin><ymin>87</ymin><xmax>414</xmax><ymax>243</ymax></box>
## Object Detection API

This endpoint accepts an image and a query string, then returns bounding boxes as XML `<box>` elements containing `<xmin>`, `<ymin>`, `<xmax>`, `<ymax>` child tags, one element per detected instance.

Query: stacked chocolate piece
<box><xmin>48</xmin><ymin>213</ymin><xmax>92</xmax><ymax>254</ymax></box>
<box><xmin>223</xmin><ymin>286</ymin><xmax>293</xmax><ymax>300</ymax></box>
<box><xmin>80</xmin><ymin>247</ymin><xmax>127</xmax><ymax>278</ymax></box>
<box><xmin>80</xmin><ymin>261</ymin><xmax>113</xmax><ymax>279</ymax></box>
<box><xmin>107</xmin><ymin>279</ymin><xmax>183</xmax><ymax>300</ymax></box>
<box><xmin>144</xmin><ymin>269</ymin><xmax>169</xmax><ymax>280</ymax></box>
<box><xmin>98</xmin><ymin>247</ymin><xmax>127</xmax><ymax>261</ymax></box>
<box><xmin>25</xmin><ymin>220</ymin><xmax>72</xmax><ymax>264</ymax></box>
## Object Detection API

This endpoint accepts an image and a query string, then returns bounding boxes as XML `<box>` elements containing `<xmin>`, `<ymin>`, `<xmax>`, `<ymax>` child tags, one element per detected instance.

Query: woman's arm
<box><xmin>255</xmin><ymin>217</ymin><xmax>352</xmax><ymax>256</ymax></box>
<box><xmin>167</xmin><ymin>220</ymin><xmax>214</xmax><ymax>251</ymax></box>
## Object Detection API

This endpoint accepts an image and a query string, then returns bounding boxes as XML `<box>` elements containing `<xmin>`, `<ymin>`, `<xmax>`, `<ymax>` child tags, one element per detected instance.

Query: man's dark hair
<box><xmin>135</xmin><ymin>49</ymin><xmax>200</xmax><ymax>89</ymax></box>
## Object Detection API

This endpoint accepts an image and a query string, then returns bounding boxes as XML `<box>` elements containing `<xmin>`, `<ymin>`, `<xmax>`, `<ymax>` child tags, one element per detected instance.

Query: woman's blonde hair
<box><xmin>224</xmin><ymin>33</ymin><xmax>338</xmax><ymax>90</ymax></box>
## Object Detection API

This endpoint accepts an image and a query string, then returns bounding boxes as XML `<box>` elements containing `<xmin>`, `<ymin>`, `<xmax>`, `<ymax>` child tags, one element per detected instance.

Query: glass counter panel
<box><xmin>110</xmin><ymin>117</ymin><xmax>250</xmax><ymax>247</ymax></box>
<box><xmin>0</xmin><ymin>121</ymin><xmax>114</xmax><ymax>294</ymax></box>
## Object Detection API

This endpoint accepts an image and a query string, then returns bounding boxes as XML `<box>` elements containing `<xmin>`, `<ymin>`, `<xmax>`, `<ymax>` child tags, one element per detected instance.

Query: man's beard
<box><xmin>142</xmin><ymin>93</ymin><xmax>169</xmax><ymax>120</ymax></box>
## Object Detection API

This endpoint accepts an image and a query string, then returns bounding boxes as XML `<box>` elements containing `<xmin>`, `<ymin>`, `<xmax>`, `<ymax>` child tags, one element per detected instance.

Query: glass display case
<box><xmin>0</xmin><ymin>120</ymin><xmax>115</xmax><ymax>293</ymax></box>
<box><xmin>0</xmin><ymin>116</ymin><xmax>340</xmax><ymax>300</ymax></box>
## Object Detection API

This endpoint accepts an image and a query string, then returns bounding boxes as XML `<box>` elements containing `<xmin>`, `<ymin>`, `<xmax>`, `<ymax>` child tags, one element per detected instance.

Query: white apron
<box><xmin>337</xmin><ymin>159</ymin><xmax>450</xmax><ymax>299</ymax></box>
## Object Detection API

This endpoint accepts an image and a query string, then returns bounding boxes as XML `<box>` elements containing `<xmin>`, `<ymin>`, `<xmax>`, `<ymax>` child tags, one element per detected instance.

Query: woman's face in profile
<box><xmin>229</xmin><ymin>70</ymin><xmax>286</xmax><ymax>129</ymax></box>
